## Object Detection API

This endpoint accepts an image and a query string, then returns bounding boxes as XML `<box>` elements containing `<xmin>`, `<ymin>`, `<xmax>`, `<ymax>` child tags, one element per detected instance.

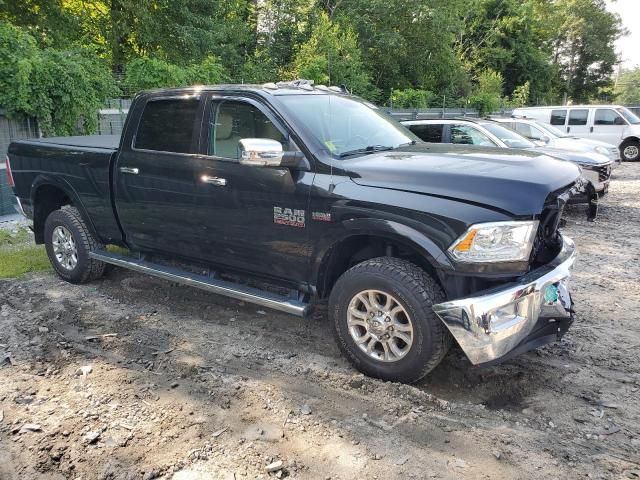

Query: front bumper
<box><xmin>433</xmin><ymin>236</ymin><xmax>576</xmax><ymax>365</ymax></box>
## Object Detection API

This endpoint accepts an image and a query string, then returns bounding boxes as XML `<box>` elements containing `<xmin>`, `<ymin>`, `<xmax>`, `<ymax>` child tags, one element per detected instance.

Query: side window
<box><xmin>209</xmin><ymin>100</ymin><xmax>286</xmax><ymax>160</ymax></box>
<box><xmin>450</xmin><ymin>125</ymin><xmax>495</xmax><ymax>146</ymax></box>
<box><xmin>550</xmin><ymin>109</ymin><xmax>567</xmax><ymax>126</ymax></box>
<box><xmin>568</xmin><ymin>109</ymin><xmax>589</xmax><ymax>126</ymax></box>
<box><xmin>408</xmin><ymin>124</ymin><xmax>443</xmax><ymax>143</ymax></box>
<box><xmin>135</xmin><ymin>98</ymin><xmax>200</xmax><ymax>153</ymax></box>
<box><xmin>513</xmin><ymin>122</ymin><xmax>533</xmax><ymax>138</ymax></box>
<box><xmin>594</xmin><ymin>109</ymin><xmax>625</xmax><ymax>126</ymax></box>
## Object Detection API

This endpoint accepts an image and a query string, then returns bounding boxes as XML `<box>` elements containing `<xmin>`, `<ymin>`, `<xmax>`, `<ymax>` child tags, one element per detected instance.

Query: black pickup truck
<box><xmin>7</xmin><ymin>81</ymin><xmax>582</xmax><ymax>383</ymax></box>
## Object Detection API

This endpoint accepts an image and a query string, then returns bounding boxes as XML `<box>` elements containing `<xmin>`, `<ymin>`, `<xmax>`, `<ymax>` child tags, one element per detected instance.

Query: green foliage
<box><xmin>469</xmin><ymin>70</ymin><xmax>504</xmax><ymax>115</ymax></box>
<box><xmin>390</xmin><ymin>89</ymin><xmax>436</xmax><ymax>108</ymax></box>
<box><xmin>0</xmin><ymin>21</ymin><xmax>117</xmax><ymax>136</ymax></box>
<box><xmin>616</xmin><ymin>68</ymin><xmax>640</xmax><ymax>105</ymax></box>
<box><xmin>291</xmin><ymin>13</ymin><xmax>372</xmax><ymax>97</ymax></box>
<box><xmin>124</xmin><ymin>56</ymin><xmax>229</xmax><ymax>93</ymax></box>
<box><xmin>508</xmin><ymin>81</ymin><xmax>531</xmax><ymax>107</ymax></box>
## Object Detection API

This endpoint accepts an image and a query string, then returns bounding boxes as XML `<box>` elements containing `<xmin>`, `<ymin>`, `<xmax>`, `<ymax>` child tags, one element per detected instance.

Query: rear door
<box><xmin>114</xmin><ymin>94</ymin><xmax>206</xmax><ymax>257</ymax></box>
<box><xmin>592</xmin><ymin>108</ymin><xmax>626</xmax><ymax>145</ymax></box>
<box><xmin>550</xmin><ymin>109</ymin><xmax>568</xmax><ymax>132</ymax></box>
<box><xmin>566</xmin><ymin>108</ymin><xmax>590</xmax><ymax>136</ymax></box>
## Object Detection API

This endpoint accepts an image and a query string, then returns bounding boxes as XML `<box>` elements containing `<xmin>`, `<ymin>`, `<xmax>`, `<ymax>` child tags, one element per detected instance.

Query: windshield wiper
<box><xmin>338</xmin><ymin>145</ymin><xmax>394</xmax><ymax>158</ymax></box>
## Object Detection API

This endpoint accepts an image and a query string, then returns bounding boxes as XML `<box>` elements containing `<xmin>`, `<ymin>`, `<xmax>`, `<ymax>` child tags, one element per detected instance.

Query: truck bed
<box><xmin>28</xmin><ymin>134</ymin><xmax>121</xmax><ymax>150</ymax></box>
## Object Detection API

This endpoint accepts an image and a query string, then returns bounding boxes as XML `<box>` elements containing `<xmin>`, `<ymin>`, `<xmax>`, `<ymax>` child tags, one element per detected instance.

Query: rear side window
<box><xmin>550</xmin><ymin>109</ymin><xmax>567</xmax><ymax>126</ymax></box>
<box><xmin>408</xmin><ymin>124</ymin><xmax>443</xmax><ymax>143</ymax></box>
<box><xmin>594</xmin><ymin>109</ymin><xmax>625</xmax><ymax>126</ymax></box>
<box><xmin>568</xmin><ymin>109</ymin><xmax>589</xmax><ymax>126</ymax></box>
<box><xmin>513</xmin><ymin>122</ymin><xmax>533</xmax><ymax>138</ymax></box>
<box><xmin>135</xmin><ymin>98</ymin><xmax>200</xmax><ymax>153</ymax></box>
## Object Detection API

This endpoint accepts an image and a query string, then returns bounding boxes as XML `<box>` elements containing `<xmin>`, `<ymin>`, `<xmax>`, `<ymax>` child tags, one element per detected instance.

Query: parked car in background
<box><xmin>490</xmin><ymin>117</ymin><xmax>621</xmax><ymax>167</ymax></box>
<box><xmin>512</xmin><ymin>105</ymin><xmax>640</xmax><ymax>162</ymax></box>
<box><xmin>402</xmin><ymin>118</ymin><xmax>612</xmax><ymax>200</ymax></box>
<box><xmin>7</xmin><ymin>82</ymin><xmax>584</xmax><ymax>383</ymax></box>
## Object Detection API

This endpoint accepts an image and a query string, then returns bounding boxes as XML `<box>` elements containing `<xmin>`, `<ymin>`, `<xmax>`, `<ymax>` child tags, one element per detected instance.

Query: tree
<box><xmin>0</xmin><ymin>21</ymin><xmax>117</xmax><ymax>136</ymax></box>
<box><xmin>551</xmin><ymin>0</ymin><xmax>623</xmax><ymax>103</ymax></box>
<box><xmin>615</xmin><ymin>68</ymin><xmax>640</xmax><ymax>105</ymax></box>
<box><xmin>469</xmin><ymin>70</ymin><xmax>504</xmax><ymax>115</ymax></box>
<box><xmin>390</xmin><ymin>89</ymin><xmax>436</xmax><ymax>108</ymax></box>
<box><xmin>290</xmin><ymin>13</ymin><xmax>371</xmax><ymax>96</ymax></box>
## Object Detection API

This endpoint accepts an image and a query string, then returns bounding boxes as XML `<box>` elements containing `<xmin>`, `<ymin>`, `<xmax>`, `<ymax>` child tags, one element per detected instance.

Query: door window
<box><xmin>514</xmin><ymin>122</ymin><xmax>546</xmax><ymax>141</ymax></box>
<box><xmin>450</xmin><ymin>125</ymin><xmax>496</xmax><ymax>146</ymax></box>
<box><xmin>209</xmin><ymin>100</ymin><xmax>286</xmax><ymax>159</ymax></box>
<box><xmin>134</xmin><ymin>98</ymin><xmax>200</xmax><ymax>153</ymax></box>
<box><xmin>594</xmin><ymin>109</ymin><xmax>626</xmax><ymax>126</ymax></box>
<box><xmin>568</xmin><ymin>109</ymin><xmax>589</xmax><ymax>126</ymax></box>
<box><xmin>408</xmin><ymin>124</ymin><xmax>443</xmax><ymax>143</ymax></box>
<box><xmin>550</xmin><ymin>109</ymin><xmax>567</xmax><ymax>126</ymax></box>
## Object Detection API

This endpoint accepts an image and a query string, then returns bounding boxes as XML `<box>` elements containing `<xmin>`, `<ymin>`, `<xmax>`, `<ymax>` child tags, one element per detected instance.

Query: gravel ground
<box><xmin>1</xmin><ymin>163</ymin><xmax>640</xmax><ymax>480</ymax></box>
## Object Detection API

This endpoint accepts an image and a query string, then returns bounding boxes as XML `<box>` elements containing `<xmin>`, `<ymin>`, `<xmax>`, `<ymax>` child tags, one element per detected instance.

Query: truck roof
<box><xmin>137</xmin><ymin>80</ymin><xmax>351</xmax><ymax>98</ymax></box>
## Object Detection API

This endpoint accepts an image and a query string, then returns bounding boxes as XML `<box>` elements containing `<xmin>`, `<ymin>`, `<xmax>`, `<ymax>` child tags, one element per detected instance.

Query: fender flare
<box><xmin>311</xmin><ymin>217</ymin><xmax>454</xmax><ymax>295</ymax></box>
<box><xmin>30</xmin><ymin>174</ymin><xmax>100</xmax><ymax>242</ymax></box>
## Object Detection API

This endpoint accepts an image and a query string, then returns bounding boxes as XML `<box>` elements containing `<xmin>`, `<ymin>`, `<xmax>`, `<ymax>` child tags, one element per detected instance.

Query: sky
<box><xmin>606</xmin><ymin>0</ymin><xmax>640</xmax><ymax>69</ymax></box>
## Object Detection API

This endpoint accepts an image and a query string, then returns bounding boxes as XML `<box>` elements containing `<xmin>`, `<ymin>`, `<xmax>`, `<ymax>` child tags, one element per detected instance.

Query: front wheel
<box><xmin>620</xmin><ymin>139</ymin><xmax>640</xmax><ymax>161</ymax></box>
<box><xmin>44</xmin><ymin>206</ymin><xmax>107</xmax><ymax>284</ymax></box>
<box><xmin>329</xmin><ymin>257</ymin><xmax>452</xmax><ymax>383</ymax></box>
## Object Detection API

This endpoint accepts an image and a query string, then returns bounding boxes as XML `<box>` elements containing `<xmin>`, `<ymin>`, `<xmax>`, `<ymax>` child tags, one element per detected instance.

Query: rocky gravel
<box><xmin>1</xmin><ymin>163</ymin><xmax>640</xmax><ymax>479</ymax></box>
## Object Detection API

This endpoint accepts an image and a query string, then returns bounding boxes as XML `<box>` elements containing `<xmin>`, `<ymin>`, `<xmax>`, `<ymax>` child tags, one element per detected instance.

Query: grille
<box><xmin>596</xmin><ymin>164</ymin><xmax>611</xmax><ymax>182</ymax></box>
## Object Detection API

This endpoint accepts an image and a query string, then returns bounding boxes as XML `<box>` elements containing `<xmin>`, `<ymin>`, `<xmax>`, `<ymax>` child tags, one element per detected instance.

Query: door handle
<box><xmin>590</xmin><ymin>126</ymin><xmax>594</xmax><ymax>133</ymax></box>
<box><xmin>567</xmin><ymin>127</ymin><xmax>571</xmax><ymax>133</ymax></box>
<box><xmin>119</xmin><ymin>167</ymin><xmax>139</xmax><ymax>175</ymax></box>
<box><xmin>201</xmin><ymin>175</ymin><xmax>227</xmax><ymax>186</ymax></box>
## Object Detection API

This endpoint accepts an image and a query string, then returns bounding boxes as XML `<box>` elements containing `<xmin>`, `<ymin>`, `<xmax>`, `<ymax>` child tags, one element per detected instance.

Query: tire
<box><xmin>44</xmin><ymin>206</ymin><xmax>107</xmax><ymax>284</ymax></box>
<box><xmin>620</xmin><ymin>139</ymin><xmax>640</xmax><ymax>162</ymax></box>
<box><xmin>329</xmin><ymin>257</ymin><xmax>452</xmax><ymax>383</ymax></box>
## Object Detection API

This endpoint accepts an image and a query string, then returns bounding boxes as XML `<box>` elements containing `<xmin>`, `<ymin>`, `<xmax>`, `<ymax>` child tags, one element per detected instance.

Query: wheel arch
<box><xmin>30</xmin><ymin>176</ymin><xmax>97</xmax><ymax>245</ymax></box>
<box><xmin>313</xmin><ymin>218</ymin><xmax>453</xmax><ymax>298</ymax></box>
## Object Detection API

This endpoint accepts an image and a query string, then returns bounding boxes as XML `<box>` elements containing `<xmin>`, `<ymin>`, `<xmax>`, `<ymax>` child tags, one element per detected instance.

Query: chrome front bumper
<box><xmin>433</xmin><ymin>236</ymin><xmax>577</xmax><ymax>365</ymax></box>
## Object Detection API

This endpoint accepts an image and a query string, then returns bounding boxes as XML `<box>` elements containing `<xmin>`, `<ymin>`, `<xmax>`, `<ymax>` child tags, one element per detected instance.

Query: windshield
<box><xmin>535</xmin><ymin>122</ymin><xmax>568</xmax><ymax>138</ymax></box>
<box><xmin>481</xmin><ymin>123</ymin><xmax>535</xmax><ymax>148</ymax></box>
<box><xmin>618</xmin><ymin>107</ymin><xmax>640</xmax><ymax>125</ymax></box>
<box><xmin>277</xmin><ymin>94</ymin><xmax>418</xmax><ymax>157</ymax></box>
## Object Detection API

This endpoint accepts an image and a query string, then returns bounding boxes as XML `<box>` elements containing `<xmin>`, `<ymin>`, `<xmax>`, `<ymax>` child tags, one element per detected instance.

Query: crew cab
<box><xmin>7</xmin><ymin>82</ymin><xmax>582</xmax><ymax>383</ymax></box>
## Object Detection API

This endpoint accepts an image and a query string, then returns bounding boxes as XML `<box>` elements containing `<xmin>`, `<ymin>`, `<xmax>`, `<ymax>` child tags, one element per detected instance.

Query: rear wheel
<box><xmin>329</xmin><ymin>257</ymin><xmax>452</xmax><ymax>383</ymax></box>
<box><xmin>44</xmin><ymin>206</ymin><xmax>106</xmax><ymax>283</ymax></box>
<box><xmin>620</xmin><ymin>139</ymin><xmax>640</xmax><ymax>161</ymax></box>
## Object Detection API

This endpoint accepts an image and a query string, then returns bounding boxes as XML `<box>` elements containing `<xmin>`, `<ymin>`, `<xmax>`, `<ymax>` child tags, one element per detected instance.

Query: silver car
<box><xmin>491</xmin><ymin>117</ymin><xmax>621</xmax><ymax>167</ymax></box>
<box><xmin>402</xmin><ymin>118</ymin><xmax>613</xmax><ymax>197</ymax></box>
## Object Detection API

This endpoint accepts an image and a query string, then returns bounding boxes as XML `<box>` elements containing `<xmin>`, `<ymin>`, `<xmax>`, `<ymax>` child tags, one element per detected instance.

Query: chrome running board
<box><xmin>89</xmin><ymin>250</ymin><xmax>310</xmax><ymax>317</ymax></box>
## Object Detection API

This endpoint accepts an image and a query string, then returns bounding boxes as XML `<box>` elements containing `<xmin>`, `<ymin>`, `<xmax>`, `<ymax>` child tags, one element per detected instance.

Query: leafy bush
<box><xmin>468</xmin><ymin>70</ymin><xmax>504</xmax><ymax>116</ymax></box>
<box><xmin>124</xmin><ymin>56</ymin><xmax>228</xmax><ymax>93</ymax></box>
<box><xmin>390</xmin><ymin>89</ymin><xmax>435</xmax><ymax>108</ymax></box>
<box><xmin>0</xmin><ymin>21</ymin><xmax>117</xmax><ymax>136</ymax></box>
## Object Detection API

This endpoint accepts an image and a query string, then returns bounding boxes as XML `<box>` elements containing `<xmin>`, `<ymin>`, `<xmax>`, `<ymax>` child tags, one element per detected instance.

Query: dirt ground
<box><xmin>2</xmin><ymin>164</ymin><xmax>640</xmax><ymax>480</ymax></box>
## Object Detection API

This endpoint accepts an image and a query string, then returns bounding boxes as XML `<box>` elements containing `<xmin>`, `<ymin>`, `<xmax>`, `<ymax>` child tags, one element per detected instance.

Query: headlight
<box><xmin>448</xmin><ymin>221</ymin><xmax>539</xmax><ymax>263</ymax></box>
<box><xmin>594</xmin><ymin>146</ymin><xmax>613</xmax><ymax>159</ymax></box>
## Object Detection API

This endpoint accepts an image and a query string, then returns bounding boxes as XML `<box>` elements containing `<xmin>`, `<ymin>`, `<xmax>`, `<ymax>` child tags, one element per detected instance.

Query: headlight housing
<box><xmin>448</xmin><ymin>221</ymin><xmax>539</xmax><ymax>263</ymax></box>
<box><xmin>594</xmin><ymin>146</ymin><xmax>610</xmax><ymax>158</ymax></box>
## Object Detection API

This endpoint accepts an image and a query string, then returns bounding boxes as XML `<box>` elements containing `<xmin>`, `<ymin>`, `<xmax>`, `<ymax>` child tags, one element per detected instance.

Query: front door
<box><xmin>192</xmin><ymin>96</ymin><xmax>315</xmax><ymax>284</ymax></box>
<box><xmin>592</xmin><ymin>108</ymin><xmax>626</xmax><ymax>145</ymax></box>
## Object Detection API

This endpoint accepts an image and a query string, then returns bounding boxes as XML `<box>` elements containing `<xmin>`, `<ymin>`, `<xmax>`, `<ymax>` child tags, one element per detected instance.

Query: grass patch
<box><xmin>0</xmin><ymin>225</ymin><xmax>51</xmax><ymax>278</ymax></box>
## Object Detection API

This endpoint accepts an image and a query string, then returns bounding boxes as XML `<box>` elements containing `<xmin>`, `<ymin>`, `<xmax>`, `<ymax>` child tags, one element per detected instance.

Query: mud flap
<box><xmin>587</xmin><ymin>182</ymin><xmax>598</xmax><ymax>222</ymax></box>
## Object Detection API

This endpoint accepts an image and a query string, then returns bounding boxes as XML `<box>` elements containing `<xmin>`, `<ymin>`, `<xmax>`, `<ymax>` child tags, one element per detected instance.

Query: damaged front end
<box><xmin>432</xmin><ymin>180</ymin><xmax>584</xmax><ymax>366</ymax></box>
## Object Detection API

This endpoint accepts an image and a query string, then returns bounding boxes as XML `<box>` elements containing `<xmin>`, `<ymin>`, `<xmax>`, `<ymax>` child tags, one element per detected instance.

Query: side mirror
<box><xmin>239</xmin><ymin>138</ymin><xmax>284</xmax><ymax>167</ymax></box>
<box><xmin>542</xmin><ymin>135</ymin><xmax>551</xmax><ymax>144</ymax></box>
<box><xmin>238</xmin><ymin>138</ymin><xmax>309</xmax><ymax>170</ymax></box>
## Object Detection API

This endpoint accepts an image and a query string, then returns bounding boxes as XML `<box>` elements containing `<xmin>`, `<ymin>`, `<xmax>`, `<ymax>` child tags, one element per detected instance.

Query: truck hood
<box><xmin>344</xmin><ymin>144</ymin><xmax>581</xmax><ymax>216</ymax></box>
<box><xmin>526</xmin><ymin>145</ymin><xmax>610</xmax><ymax>166</ymax></box>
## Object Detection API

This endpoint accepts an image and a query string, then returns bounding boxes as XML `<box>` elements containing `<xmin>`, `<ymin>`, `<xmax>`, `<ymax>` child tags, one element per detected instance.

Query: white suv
<box><xmin>512</xmin><ymin>105</ymin><xmax>640</xmax><ymax>161</ymax></box>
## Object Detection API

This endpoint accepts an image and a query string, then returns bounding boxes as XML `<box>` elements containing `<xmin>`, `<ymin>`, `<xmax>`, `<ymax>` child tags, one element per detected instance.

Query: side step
<box><xmin>89</xmin><ymin>250</ymin><xmax>310</xmax><ymax>317</ymax></box>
